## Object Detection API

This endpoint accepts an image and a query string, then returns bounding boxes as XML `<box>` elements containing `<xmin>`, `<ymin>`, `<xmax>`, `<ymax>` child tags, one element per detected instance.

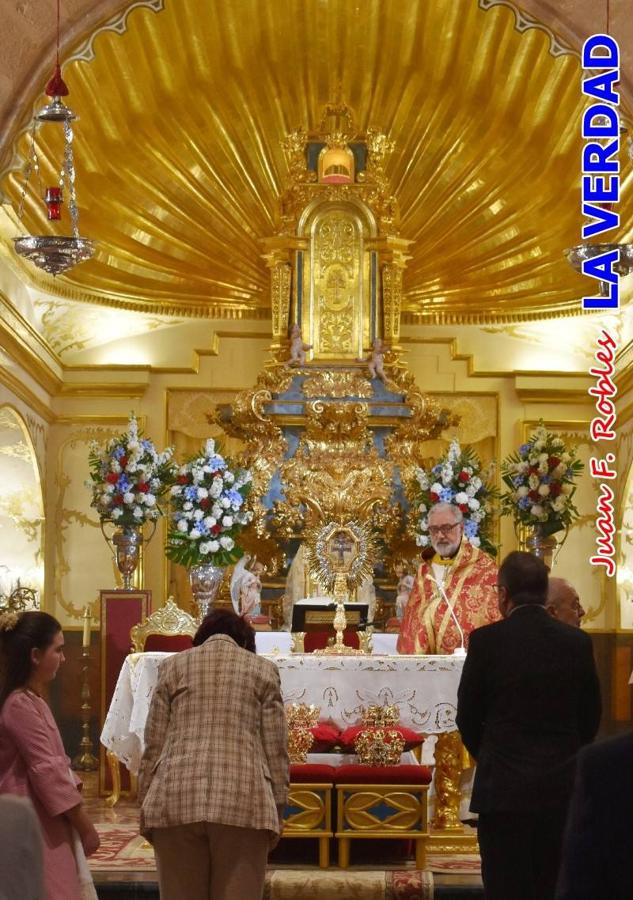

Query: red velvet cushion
<box><xmin>303</xmin><ymin>629</ymin><xmax>360</xmax><ymax>653</ymax></box>
<box><xmin>144</xmin><ymin>633</ymin><xmax>193</xmax><ymax>652</ymax></box>
<box><xmin>334</xmin><ymin>764</ymin><xmax>433</xmax><ymax>785</ymax></box>
<box><xmin>290</xmin><ymin>763</ymin><xmax>336</xmax><ymax>783</ymax></box>
<box><xmin>338</xmin><ymin>724</ymin><xmax>425</xmax><ymax>752</ymax></box>
<box><xmin>310</xmin><ymin>722</ymin><xmax>341</xmax><ymax>752</ymax></box>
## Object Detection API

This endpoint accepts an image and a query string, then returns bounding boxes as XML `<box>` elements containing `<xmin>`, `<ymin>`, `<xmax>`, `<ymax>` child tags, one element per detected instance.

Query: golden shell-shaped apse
<box><xmin>2</xmin><ymin>0</ymin><xmax>632</xmax><ymax>321</ymax></box>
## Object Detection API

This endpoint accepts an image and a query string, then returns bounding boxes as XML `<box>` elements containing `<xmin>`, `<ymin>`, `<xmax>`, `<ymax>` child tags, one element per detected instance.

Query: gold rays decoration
<box><xmin>3</xmin><ymin>0</ymin><xmax>633</xmax><ymax>321</ymax></box>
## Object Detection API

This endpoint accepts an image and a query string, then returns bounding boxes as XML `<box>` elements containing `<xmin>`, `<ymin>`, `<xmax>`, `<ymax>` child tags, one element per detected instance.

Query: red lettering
<box><xmin>590</xmin><ymin>554</ymin><xmax>616</xmax><ymax>576</ymax></box>
<box><xmin>590</xmin><ymin>415</ymin><xmax>616</xmax><ymax>440</ymax></box>
<box><xmin>594</xmin><ymin>348</ymin><xmax>615</xmax><ymax>372</ymax></box>
<box><xmin>597</xmin><ymin>329</ymin><xmax>617</xmax><ymax>352</ymax></box>
<box><xmin>588</xmin><ymin>370</ymin><xmax>617</xmax><ymax>397</ymax></box>
<box><xmin>591</xmin><ymin>483</ymin><xmax>616</xmax><ymax>577</ymax></box>
<box><xmin>590</xmin><ymin>455</ymin><xmax>616</xmax><ymax>478</ymax></box>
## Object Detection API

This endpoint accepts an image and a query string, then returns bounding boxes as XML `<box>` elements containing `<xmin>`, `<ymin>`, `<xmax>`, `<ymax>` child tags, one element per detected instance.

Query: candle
<box><xmin>82</xmin><ymin>606</ymin><xmax>91</xmax><ymax>648</ymax></box>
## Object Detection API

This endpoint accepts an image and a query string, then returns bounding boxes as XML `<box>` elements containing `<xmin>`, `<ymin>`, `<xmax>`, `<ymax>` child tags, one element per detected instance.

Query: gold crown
<box><xmin>361</xmin><ymin>704</ymin><xmax>400</xmax><ymax>727</ymax></box>
<box><xmin>354</xmin><ymin>728</ymin><xmax>405</xmax><ymax>766</ymax></box>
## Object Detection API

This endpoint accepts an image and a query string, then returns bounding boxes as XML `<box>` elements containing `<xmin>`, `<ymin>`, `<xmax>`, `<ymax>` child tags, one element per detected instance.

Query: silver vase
<box><xmin>189</xmin><ymin>564</ymin><xmax>225</xmax><ymax>621</ymax></box>
<box><xmin>525</xmin><ymin>526</ymin><xmax>558</xmax><ymax>570</ymax></box>
<box><xmin>111</xmin><ymin>527</ymin><xmax>143</xmax><ymax>590</ymax></box>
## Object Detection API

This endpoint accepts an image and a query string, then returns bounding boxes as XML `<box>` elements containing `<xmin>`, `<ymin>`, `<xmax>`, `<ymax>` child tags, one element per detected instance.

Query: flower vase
<box><xmin>525</xmin><ymin>526</ymin><xmax>558</xmax><ymax>570</ymax></box>
<box><xmin>111</xmin><ymin>527</ymin><xmax>143</xmax><ymax>590</ymax></box>
<box><xmin>189</xmin><ymin>564</ymin><xmax>225</xmax><ymax>621</ymax></box>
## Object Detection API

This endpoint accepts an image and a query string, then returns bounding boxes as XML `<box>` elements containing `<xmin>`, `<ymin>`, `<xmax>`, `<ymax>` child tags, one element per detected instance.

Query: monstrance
<box><xmin>306</xmin><ymin>520</ymin><xmax>375</xmax><ymax>655</ymax></box>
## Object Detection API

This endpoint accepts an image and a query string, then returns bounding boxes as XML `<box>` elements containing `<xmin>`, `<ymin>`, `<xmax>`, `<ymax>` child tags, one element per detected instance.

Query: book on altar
<box><xmin>291</xmin><ymin>599</ymin><xmax>369</xmax><ymax>632</ymax></box>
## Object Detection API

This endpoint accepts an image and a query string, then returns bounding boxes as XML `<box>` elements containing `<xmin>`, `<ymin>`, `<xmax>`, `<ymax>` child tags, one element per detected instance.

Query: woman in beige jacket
<box><xmin>139</xmin><ymin>608</ymin><xmax>289</xmax><ymax>900</ymax></box>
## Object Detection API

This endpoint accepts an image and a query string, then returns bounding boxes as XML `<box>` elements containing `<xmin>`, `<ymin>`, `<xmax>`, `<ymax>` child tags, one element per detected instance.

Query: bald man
<box><xmin>546</xmin><ymin>578</ymin><xmax>585</xmax><ymax>628</ymax></box>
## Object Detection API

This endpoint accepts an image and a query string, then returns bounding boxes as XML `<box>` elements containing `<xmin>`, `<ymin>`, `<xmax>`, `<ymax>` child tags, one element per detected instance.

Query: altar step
<box><xmin>94</xmin><ymin>873</ymin><xmax>484</xmax><ymax>899</ymax></box>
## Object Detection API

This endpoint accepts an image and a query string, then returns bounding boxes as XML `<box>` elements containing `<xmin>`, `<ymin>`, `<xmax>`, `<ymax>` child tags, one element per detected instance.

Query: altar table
<box><xmin>101</xmin><ymin>651</ymin><xmax>464</xmax><ymax>775</ymax></box>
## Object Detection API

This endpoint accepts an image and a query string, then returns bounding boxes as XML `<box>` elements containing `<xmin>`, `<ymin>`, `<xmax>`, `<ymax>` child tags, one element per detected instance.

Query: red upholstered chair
<box><xmin>282</xmin><ymin>763</ymin><xmax>335</xmax><ymax>867</ymax></box>
<box><xmin>100</xmin><ymin>588</ymin><xmax>150</xmax><ymax>800</ymax></box>
<box><xmin>334</xmin><ymin>763</ymin><xmax>432</xmax><ymax>868</ymax></box>
<box><xmin>130</xmin><ymin>598</ymin><xmax>197</xmax><ymax>653</ymax></box>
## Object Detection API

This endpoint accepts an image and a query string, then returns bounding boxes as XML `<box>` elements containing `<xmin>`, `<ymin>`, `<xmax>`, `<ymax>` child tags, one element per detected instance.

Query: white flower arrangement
<box><xmin>166</xmin><ymin>439</ymin><xmax>253</xmax><ymax>568</ymax></box>
<box><xmin>87</xmin><ymin>416</ymin><xmax>175</xmax><ymax>528</ymax></box>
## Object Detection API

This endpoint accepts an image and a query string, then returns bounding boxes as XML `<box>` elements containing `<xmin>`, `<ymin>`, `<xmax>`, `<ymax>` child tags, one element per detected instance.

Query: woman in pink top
<box><xmin>0</xmin><ymin>610</ymin><xmax>100</xmax><ymax>900</ymax></box>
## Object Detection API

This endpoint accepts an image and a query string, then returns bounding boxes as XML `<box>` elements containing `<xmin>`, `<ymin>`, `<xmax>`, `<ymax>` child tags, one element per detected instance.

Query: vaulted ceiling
<box><xmin>1</xmin><ymin>0</ymin><xmax>632</xmax><ymax>323</ymax></box>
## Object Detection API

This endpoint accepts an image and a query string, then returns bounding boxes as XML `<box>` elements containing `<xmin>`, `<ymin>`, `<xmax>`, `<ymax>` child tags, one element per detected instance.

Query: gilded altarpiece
<box><xmin>304</xmin><ymin>208</ymin><xmax>370</xmax><ymax>359</ymax></box>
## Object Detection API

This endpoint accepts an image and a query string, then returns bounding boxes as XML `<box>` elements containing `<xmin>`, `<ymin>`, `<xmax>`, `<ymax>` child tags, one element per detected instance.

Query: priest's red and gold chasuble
<box><xmin>397</xmin><ymin>540</ymin><xmax>499</xmax><ymax>655</ymax></box>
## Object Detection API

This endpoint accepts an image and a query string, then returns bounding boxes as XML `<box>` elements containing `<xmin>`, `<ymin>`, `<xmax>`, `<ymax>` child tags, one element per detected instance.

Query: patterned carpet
<box><xmin>90</xmin><ymin>825</ymin><xmax>155</xmax><ymax>872</ymax></box>
<box><xmin>89</xmin><ymin>826</ymin><xmax>437</xmax><ymax>896</ymax></box>
<box><xmin>264</xmin><ymin>870</ymin><xmax>433</xmax><ymax>899</ymax></box>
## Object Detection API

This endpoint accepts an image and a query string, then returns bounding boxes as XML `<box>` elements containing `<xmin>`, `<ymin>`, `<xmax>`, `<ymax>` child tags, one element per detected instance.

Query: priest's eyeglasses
<box><xmin>428</xmin><ymin>523</ymin><xmax>461</xmax><ymax>537</ymax></box>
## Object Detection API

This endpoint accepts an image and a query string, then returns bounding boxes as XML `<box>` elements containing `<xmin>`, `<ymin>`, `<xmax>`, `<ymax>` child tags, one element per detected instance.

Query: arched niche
<box><xmin>0</xmin><ymin>406</ymin><xmax>44</xmax><ymax>603</ymax></box>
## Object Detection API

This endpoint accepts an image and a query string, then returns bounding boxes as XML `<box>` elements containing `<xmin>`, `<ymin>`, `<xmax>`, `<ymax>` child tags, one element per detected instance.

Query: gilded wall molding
<box><xmin>0</xmin><ymin>367</ymin><xmax>55</xmax><ymax>424</ymax></box>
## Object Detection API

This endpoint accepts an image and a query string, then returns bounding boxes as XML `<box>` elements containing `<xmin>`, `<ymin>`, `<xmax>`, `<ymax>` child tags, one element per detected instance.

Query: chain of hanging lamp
<box><xmin>13</xmin><ymin>0</ymin><xmax>94</xmax><ymax>276</ymax></box>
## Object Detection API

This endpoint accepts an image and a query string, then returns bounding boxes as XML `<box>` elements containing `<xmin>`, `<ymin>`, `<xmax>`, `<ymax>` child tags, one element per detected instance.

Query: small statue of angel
<box><xmin>287</xmin><ymin>324</ymin><xmax>313</xmax><ymax>367</ymax></box>
<box><xmin>230</xmin><ymin>555</ymin><xmax>264</xmax><ymax>618</ymax></box>
<box><xmin>359</xmin><ymin>338</ymin><xmax>388</xmax><ymax>381</ymax></box>
<box><xmin>394</xmin><ymin>559</ymin><xmax>415</xmax><ymax>621</ymax></box>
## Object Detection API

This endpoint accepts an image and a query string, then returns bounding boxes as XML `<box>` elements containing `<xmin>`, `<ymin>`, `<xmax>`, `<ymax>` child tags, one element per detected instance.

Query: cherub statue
<box><xmin>359</xmin><ymin>338</ymin><xmax>388</xmax><ymax>381</ymax></box>
<box><xmin>230</xmin><ymin>555</ymin><xmax>265</xmax><ymax>618</ymax></box>
<box><xmin>394</xmin><ymin>560</ymin><xmax>415</xmax><ymax>621</ymax></box>
<box><xmin>287</xmin><ymin>324</ymin><xmax>313</xmax><ymax>367</ymax></box>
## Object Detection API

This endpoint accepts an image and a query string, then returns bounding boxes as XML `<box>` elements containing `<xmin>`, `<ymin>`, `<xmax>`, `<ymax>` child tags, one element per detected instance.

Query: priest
<box><xmin>397</xmin><ymin>502</ymin><xmax>499</xmax><ymax>654</ymax></box>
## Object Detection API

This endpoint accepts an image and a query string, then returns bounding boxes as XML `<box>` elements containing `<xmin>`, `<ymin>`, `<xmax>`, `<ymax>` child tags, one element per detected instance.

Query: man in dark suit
<box><xmin>556</xmin><ymin>730</ymin><xmax>633</xmax><ymax>900</ymax></box>
<box><xmin>456</xmin><ymin>551</ymin><xmax>601</xmax><ymax>900</ymax></box>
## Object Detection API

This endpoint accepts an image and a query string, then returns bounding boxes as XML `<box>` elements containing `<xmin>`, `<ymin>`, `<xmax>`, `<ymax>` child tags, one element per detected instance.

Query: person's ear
<box><xmin>30</xmin><ymin>647</ymin><xmax>41</xmax><ymax>667</ymax></box>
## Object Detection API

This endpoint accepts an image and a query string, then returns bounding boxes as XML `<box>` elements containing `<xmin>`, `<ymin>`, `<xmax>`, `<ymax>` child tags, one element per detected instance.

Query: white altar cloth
<box><xmin>101</xmin><ymin>651</ymin><xmax>464</xmax><ymax>774</ymax></box>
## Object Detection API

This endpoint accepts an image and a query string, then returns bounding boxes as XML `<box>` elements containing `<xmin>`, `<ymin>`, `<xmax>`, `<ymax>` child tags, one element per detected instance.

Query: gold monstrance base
<box><xmin>314</xmin><ymin>573</ymin><xmax>369</xmax><ymax>655</ymax></box>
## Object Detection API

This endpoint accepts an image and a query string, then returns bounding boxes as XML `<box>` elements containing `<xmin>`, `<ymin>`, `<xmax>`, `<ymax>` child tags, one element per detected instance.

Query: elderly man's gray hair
<box><xmin>428</xmin><ymin>502</ymin><xmax>464</xmax><ymax>524</ymax></box>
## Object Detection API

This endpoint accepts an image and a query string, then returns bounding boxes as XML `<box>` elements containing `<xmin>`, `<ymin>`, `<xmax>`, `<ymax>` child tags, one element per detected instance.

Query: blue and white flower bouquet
<box><xmin>411</xmin><ymin>439</ymin><xmax>497</xmax><ymax>555</ymax></box>
<box><xmin>88</xmin><ymin>416</ymin><xmax>175</xmax><ymax>528</ymax></box>
<box><xmin>166</xmin><ymin>439</ymin><xmax>253</xmax><ymax>568</ymax></box>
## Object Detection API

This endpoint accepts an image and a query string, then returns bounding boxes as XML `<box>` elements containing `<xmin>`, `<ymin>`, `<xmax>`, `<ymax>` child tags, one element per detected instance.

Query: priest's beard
<box><xmin>432</xmin><ymin>535</ymin><xmax>461</xmax><ymax>559</ymax></box>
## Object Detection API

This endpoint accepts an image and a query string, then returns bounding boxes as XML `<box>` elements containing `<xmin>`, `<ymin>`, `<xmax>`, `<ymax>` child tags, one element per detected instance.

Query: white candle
<box><xmin>82</xmin><ymin>607</ymin><xmax>91</xmax><ymax>648</ymax></box>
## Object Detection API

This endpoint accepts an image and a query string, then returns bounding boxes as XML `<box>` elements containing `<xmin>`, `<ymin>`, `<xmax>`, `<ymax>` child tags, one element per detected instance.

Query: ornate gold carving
<box><xmin>269</xmin><ymin>262</ymin><xmax>292</xmax><ymax>347</ymax></box>
<box><xmin>302</xmin><ymin>370</ymin><xmax>372</xmax><ymax>399</ymax></box>
<box><xmin>286</xmin><ymin>703</ymin><xmax>320</xmax><ymax>763</ymax></box>
<box><xmin>130</xmin><ymin>597</ymin><xmax>197</xmax><ymax>652</ymax></box>
<box><xmin>340</xmin><ymin>787</ymin><xmax>425</xmax><ymax>833</ymax></box>
<box><xmin>312</xmin><ymin>212</ymin><xmax>360</xmax><ymax>358</ymax></box>
<box><xmin>361</xmin><ymin>705</ymin><xmax>400</xmax><ymax>726</ymax></box>
<box><xmin>432</xmin><ymin>730</ymin><xmax>464</xmax><ymax>832</ymax></box>
<box><xmin>284</xmin><ymin>788</ymin><xmax>327</xmax><ymax>832</ymax></box>
<box><xmin>354</xmin><ymin>729</ymin><xmax>405</xmax><ymax>766</ymax></box>
<box><xmin>210</xmin><ymin>377</ymin><xmax>287</xmax><ymax>559</ymax></box>
<box><xmin>273</xmin><ymin>400</ymin><xmax>392</xmax><ymax>535</ymax></box>
<box><xmin>290</xmin><ymin>631</ymin><xmax>305</xmax><ymax>653</ymax></box>
<box><xmin>385</xmin><ymin>390</ymin><xmax>460</xmax><ymax>489</ymax></box>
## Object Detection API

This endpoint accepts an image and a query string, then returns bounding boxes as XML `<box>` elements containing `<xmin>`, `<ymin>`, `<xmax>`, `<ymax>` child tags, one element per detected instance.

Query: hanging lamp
<box><xmin>13</xmin><ymin>0</ymin><xmax>94</xmax><ymax>276</ymax></box>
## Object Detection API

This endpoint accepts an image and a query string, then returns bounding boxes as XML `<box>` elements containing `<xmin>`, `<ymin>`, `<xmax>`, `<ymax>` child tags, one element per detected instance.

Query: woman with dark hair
<box><xmin>139</xmin><ymin>607</ymin><xmax>289</xmax><ymax>900</ymax></box>
<box><xmin>0</xmin><ymin>610</ymin><xmax>100</xmax><ymax>900</ymax></box>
